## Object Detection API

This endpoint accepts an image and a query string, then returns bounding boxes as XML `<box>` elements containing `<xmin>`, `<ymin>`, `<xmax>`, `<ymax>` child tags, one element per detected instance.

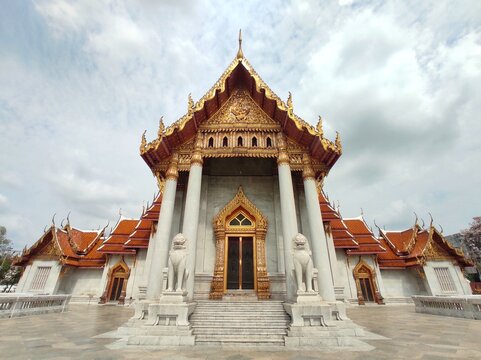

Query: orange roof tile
<box><xmin>344</xmin><ymin>217</ymin><xmax>386</xmax><ymax>254</ymax></box>
<box><xmin>98</xmin><ymin>218</ymin><xmax>138</xmax><ymax>254</ymax></box>
<box><xmin>15</xmin><ymin>224</ymin><xmax>106</xmax><ymax>268</ymax></box>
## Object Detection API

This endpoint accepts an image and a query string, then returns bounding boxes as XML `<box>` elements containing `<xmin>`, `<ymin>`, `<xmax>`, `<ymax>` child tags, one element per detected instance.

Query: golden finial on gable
<box><xmin>188</xmin><ymin>93</ymin><xmax>194</xmax><ymax>114</ymax></box>
<box><xmin>237</xmin><ymin>29</ymin><xmax>244</xmax><ymax>59</ymax></box>
<box><xmin>158</xmin><ymin>117</ymin><xmax>165</xmax><ymax>138</ymax></box>
<box><xmin>335</xmin><ymin>131</ymin><xmax>342</xmax><ymax>151</ymax></box>
<box><xmin>287</xmin><ymin>92</ymin><xmax>293</xmax><ymax>110</ymax></box>
<box><xmin>140</xmin><ymin>130</ymin><xmax>147</xmax><ymax>153</ymax></box>
<box><xmin>316</xmin><ymin>116</ymin><xmax>324</xmax><ymax>137</ymax></box>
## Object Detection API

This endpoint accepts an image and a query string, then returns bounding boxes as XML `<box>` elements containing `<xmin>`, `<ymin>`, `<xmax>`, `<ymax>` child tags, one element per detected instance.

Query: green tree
<box><xmin>0</xmin><ymin>226</ymin><xmax>17</xmax><ymax>290</ymax></box>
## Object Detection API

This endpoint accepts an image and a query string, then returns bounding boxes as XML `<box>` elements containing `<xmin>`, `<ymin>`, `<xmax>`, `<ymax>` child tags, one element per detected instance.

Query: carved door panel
<box><xmin>242</xmin><ymin>237</ymin><xmax>254</xmax><ymax>290</ymax></box>
<box><xmin>359</xmin><ymin>277</ymin><xmax>375</xmax><ymax>302</ymax></box>
<box><xmin>109</xmin><ymin>277</ymin><xmax>124</xmax><ymax>301</ymax></box>
<box><xmin>227</xmin><ymin>237</ymin><xmax>240</xmax><ymax>289</ymax></box>
<box><xmin>226</xmin><ymin>236</ymin><xmax>254</xmax><ymax>290</ymax></box>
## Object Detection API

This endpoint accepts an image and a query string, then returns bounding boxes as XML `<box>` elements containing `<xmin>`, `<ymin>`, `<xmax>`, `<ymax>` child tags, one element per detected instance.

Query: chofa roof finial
<box><xmin>237</xmin><ymin>29</ymin><xmax>243</xmax><ymax>59</ymax></box>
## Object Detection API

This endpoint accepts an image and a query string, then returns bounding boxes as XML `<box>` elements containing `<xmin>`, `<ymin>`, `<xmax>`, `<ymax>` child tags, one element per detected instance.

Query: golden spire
<box><xmin>237</xmin><ymin>29</ymin><xmax>244</xmax><ymax>59</ymax></box>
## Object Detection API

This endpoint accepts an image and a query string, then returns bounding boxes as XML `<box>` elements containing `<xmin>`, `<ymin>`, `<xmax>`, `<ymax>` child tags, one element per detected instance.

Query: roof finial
<box><xmin>287</xmin><ymin>92</ymin><xmax>293</xmax><ymax>110</ymax></box>
<box><xmin>188</xmin><ymin>94</ymin><xmax>194</xmax><ymax>114</ymax></box>
<box><xmin>140</xmin><ymin>130</ymin><xmax>147</xmax><ymax>153</ymax></box>
<box><xmin>428</xmin><ymin>212</ymin><xmax>434</xmax><ymax>228</ymax></box>
<box><xmin>335</xmin><ymin>131</ymin><xmax>342</xmax><ymax>151</ymax></box>
<box><xmin>316</xmin><ymin>116</ymin><xmax>324</xmax><ymax>137</ymax></box>
<box><xmin>237</xmin><ymin>29</ymin><xmax>244</xmax><ymax>59</ymax></box>
<box><xmin>158</xmin><ymin>117</ymin><xmax>165</xmax><ymax>138</ymax></box>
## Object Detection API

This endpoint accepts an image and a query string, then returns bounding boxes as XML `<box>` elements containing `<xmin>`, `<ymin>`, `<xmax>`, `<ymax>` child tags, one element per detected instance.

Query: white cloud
<box><xmin>1</xmin><ymin>0</ymin><xmax>480</xmax><ymax>249</ymax></box>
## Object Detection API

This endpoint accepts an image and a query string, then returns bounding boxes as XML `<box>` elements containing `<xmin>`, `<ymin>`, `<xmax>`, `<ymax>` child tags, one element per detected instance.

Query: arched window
<box><xmin>223</xmin><ymin>136</ymin><xmax>228</xmax><ymax>147</ymax></box>
<box><xmin>208</xmin><ymin>137</ymin><xmax>214</xmax><ymax>148</ymax></box>
<box><xmin>237</xmin><ymin>136</ymin><xmax>243</xmax><ymax>147</ymax></box>
<box><xmin>266</xmin><ymin>137</ymin><xmax>272</xmax><ymax>148</ymax></box>
<box><xmin>252</xmin><ymin>137</ymin><xmax>258</xmax><ymax>147</ymax></box>
<box><xmin>229</xmin><ymin>213</ymin><xmax>252</xmax><ymax>226</ymax></box>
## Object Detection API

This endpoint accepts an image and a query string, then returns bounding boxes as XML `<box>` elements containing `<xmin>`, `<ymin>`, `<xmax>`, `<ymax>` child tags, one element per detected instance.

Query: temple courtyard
<box><xmin>0</xmin><ymin>304</ymin><xmax>479</xmax><ymax>359</ymax></box>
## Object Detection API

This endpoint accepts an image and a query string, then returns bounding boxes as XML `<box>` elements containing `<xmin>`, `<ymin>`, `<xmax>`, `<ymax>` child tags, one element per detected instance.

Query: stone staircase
<box><xmin>190</xmin><ymin>300</ymin><xmax>290</xmax><ymax>346</ymax></box>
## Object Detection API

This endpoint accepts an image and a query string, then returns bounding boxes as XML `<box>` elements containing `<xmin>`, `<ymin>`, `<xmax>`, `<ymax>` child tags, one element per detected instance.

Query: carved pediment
<box><xmin>423</xmin><ymin>239</ymin><xmax>452</xmax><ymax>261</ymax></box>
<box><xmin>201</xmin><ymin>89</ymin><xmax>280</xmax><ymax>130</ymax></box>
<box><xmin>38</xmin><ymin>240</ymin><xmax>62</xmax><ymax>257</ymax></box>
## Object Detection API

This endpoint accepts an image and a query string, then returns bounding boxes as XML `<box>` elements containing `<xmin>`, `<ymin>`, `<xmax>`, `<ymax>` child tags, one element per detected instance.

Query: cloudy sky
<box><xmin>1</xmin><ymin>0</ymin><xmax>480</xmax><ymax>249</ymax></box>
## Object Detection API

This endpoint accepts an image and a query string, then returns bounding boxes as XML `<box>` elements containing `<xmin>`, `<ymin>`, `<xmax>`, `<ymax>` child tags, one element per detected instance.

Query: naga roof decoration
<box><xmin>377</xmin><ymin>219</ymin><xmax>472</xmax><ymax>268</ymax></box>
<box><xmin>140</xmin><ymin>36</ymin><xmax>342</xmax><ymax>172</ymax></box>
<box><xmin>15</xmin><ymin>221</ymin><xmax>106</xmax><ymax>268</ymax></box>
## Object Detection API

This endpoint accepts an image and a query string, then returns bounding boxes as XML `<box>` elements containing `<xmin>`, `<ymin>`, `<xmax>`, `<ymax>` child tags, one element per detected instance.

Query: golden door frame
<box><xmin>353</xmin><ymin>259</ymin><xmax>384</xmax><ymax>305</ymax></box>
<box><xmin>210</xmin><ymin>186</ymin><xmax>270</xmax><ymax>300</ymax></box>
<box><xmin>99</xmin><ymin>258</ymin><xmax>130</xmax><ymax>305</ymax></box>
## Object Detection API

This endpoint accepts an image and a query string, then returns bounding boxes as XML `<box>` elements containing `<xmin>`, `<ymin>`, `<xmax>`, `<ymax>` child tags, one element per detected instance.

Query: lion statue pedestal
<box><xmin>138</xmin><ymin>234</ymin><xmax>196</xmax><ymax>346</ymax></box>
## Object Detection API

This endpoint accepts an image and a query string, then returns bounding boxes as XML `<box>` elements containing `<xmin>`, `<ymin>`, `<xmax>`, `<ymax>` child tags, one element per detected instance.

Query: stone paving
<box><xmin>0</xmin><ymin>303</ymin><xmax>480</xmax><ymax>359</ymax></box>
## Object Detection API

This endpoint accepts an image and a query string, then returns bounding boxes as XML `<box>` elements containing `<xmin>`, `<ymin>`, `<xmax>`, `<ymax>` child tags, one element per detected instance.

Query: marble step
<box><xmin>190</xmin><ymin>320</ymin><xmax>289</xmax><ymax>328</ymax></box>
<box><xmin>193</xmin><ymin>328</ymin><xmax>287</xmax><ymax>336</ymax></box>
<box><xmin>192</xmin><ymin>323</ymin><xmax>289</xmax><ymax>329</ymax></box>
<box><xmin>194</xmin><ymin>305</ymin><xmax>285</xmax><ymax>310</ymax></box>
<box><xmin>195</xmin><ymin>334</ymin><xmax>285</xmax><ymax>343</ymax></box>
<box><xmin>190</xmin><ymin>317</ymin><xmax>290</xmax><ymax>323</ymax></box>
<box><xmin>191</xmin><ymin>311</ymin><xmax>288</xmax><ymax>316</ymax></box>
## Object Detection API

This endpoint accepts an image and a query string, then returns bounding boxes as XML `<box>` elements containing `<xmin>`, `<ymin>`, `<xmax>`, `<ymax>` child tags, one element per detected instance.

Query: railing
<box><xmin>412</xmin><ymin>295</ymin><xmax>481</xmax><ymax>320</ymax></box>
<box><xmin>0</xmin><ymin>294</ymin><xmax>71</xmax><ymax>319</ymax></box>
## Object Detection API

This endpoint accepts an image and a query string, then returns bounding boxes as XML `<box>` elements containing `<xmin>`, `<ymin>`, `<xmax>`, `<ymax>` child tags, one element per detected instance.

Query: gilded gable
<box><xmin>200</xmin><ymin>89</ymin><xmax>280</xmax><ymax>131</ymax></box>
<box><xmin>423</xmin><ymin>239</ymin><xmax>452</xmax><ymax>261</ymax></box>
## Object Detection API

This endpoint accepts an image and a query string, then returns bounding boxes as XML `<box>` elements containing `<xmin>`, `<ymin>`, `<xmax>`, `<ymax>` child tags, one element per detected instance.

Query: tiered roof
<box><xmin>98</xmin><ymin>218</ymin><xmax>138</xmax><ymax>254</ymax></box>
<box><xmin>15</xmin><ymin>222</ymin><xmax>106</xmax><ymax>268</ymax></box>
<box><xmin>378</xmin><ymin>221</ymin><xmax>471</xmax><ymax>268</ymax></box>
<box><xmin>98</xmin><ymin>192</ymin><xmax>162</xmax><ymax>254</ymax></box>
<box><xmin>318</xmin><ymin>190</ymin><xmax>358</xmax><ymax>249</ymax></box>
<box><xmin>140</xmin><ymin>37</ymin><xmax>341</xmax><ymax>173</ymax></box>
<box><xmin>343</xmin><ymin>216</ymin><xmax>386</xmax><ymax>254</ymax></box>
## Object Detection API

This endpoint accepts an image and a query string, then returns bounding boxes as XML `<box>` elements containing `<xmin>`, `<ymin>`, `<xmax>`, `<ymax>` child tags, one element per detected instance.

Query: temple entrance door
<box><xmin>358</xmin><ymin>276</ymin><xmax>375</xmax><ymax>302</ymax></box>
<box><xmin>353</xmin><ymin>259</ymin><xmax>384</xmax><ymax>305</ymax></box>
<box><xmin>226</xmin><ymin>236</ymin><xmax>255</xmax><ymax>290</ymax></box>
<box><xmin>210</xmin><ymin>186</ymin><xmax>270</xmax><ymax>300</ymax></box>
<box><xmin>109</xmin><ymin>276</ymin><xmax>125</xmax><ymax>301</ymax></box>
<box><xmin>99</xmin><ymin>258</ymin><xmax>130</xmax><ymax>305</ymax></box>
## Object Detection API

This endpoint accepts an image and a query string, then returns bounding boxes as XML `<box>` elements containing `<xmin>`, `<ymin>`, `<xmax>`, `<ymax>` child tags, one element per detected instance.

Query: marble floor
<box><xmin>0</xmin><ymin>303</ymin><xmax>480</xmax><ymax>359</ymax></box>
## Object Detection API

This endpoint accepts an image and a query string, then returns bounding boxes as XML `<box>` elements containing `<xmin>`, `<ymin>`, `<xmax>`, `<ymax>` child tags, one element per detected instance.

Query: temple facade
<box><xmin>15</xmin><ymin>39</ymin><xmax>472</xmax><ymax>311</ymax></box>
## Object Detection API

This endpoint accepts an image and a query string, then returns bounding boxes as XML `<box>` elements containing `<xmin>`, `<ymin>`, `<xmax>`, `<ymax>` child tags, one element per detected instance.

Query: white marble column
<box><xmin>302</xmin><ymin>154</ymin><xmax>336</xmax><ymax>301</ymax></box>
<box><xmin>182</xmin><ymin>142</ymin><xmax>203</xmax><ymax>300</ymax></box>
<box><xmin>146</xmin><ymin>154</ymin><xmax>179</xmax><ymax>300</ymax></box>
<box><xmin>277</xmin><ymin>133</ymin><xmax>297</xmax><ymax>301</ymax></box>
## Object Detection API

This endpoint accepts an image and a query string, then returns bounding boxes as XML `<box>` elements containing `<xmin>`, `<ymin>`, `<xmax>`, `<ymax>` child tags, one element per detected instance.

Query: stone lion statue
<box><xmin>292</xmin><ymin>233</ymin><xmax>314</xmax><ymax>293</ymax></box>
<box><xmin>167</xmin><ymin>233</ymin><xmax>189</xmax><ymax>292</ymax></box>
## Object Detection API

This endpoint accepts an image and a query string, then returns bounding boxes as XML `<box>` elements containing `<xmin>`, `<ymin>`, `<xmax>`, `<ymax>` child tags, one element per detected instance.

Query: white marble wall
<box><xmin>16</xmin><ymin>260</ymin><xmax>62</xmax><ymax>295</ymax></box>
<box><xmin>423</xmin><ymin>260</ymin><xmax>472</xmax><ymax>296</ymax></box>
<box><xmin>57</xmin><ymin>268</ymin><xmax>103</xmax><ymax>298</ymax></box>
<box><xmin>381</xmin><ymin>268</ymin><xmax>427</xmax><ymax>300</ymax></box>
